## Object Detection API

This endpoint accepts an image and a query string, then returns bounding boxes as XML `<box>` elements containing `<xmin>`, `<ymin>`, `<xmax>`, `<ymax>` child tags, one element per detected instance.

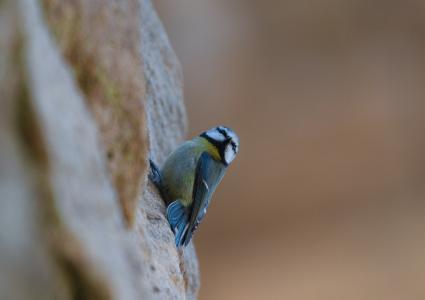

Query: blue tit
<box><xmin>149</xmin><ymin>126</ymin><xmax>239</xmax><ymax>248</ymax></box>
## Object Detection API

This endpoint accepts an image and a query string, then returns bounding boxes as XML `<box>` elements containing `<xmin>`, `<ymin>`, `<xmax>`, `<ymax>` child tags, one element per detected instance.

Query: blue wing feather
<box><xmin>182</xmin><ymin>152</ymin><xmax>226</xmax><ymax>246</ymax></box>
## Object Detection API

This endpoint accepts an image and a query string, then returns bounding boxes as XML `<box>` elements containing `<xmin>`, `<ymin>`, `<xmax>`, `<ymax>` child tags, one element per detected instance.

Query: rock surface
<box><xmin>0</xmin><ymin>0</ymin><xmax>199</xmax><ymax>299</ymax></box>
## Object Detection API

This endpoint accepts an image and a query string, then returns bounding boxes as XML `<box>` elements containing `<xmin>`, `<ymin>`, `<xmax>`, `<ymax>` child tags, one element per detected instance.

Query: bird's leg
<box><xmin>148</xmin><ymin>159</ymin><xmax>163</xmax><ymax>192</ymax></box>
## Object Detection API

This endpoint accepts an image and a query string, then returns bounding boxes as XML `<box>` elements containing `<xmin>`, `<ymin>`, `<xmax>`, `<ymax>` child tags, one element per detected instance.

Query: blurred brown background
<box><xmin>156</xmin><ymin>1</ymin><xmax>425</xmax><ymax>299</ymax></box>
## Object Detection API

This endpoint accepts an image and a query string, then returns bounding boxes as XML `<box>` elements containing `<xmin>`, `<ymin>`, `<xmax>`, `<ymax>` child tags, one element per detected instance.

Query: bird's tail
<box><xmin>167</xmin><ymin>200</ymin><xmax>189</xmax><ymax>248</ymax></box>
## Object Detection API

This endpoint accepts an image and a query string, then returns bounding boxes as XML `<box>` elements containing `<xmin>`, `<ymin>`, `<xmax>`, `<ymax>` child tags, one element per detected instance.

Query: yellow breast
<box><xmin>197</xmin><ymin>137</ymin><xmax>221</xmax><ymax>161</ymax></box>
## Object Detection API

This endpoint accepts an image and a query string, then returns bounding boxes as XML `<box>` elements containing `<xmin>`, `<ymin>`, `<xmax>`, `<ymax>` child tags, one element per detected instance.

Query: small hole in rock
<box><xmin>153</xmin><ymin>286</ymin><xmax>160</xmax><ymax>293</ymax></box>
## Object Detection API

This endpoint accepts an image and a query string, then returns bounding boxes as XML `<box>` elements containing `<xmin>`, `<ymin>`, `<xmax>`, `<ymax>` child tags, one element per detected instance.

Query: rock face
<box><xmin>0</xmin><ymin>0</ymin><xmax>199</xmax><ymax>299</ymax></box>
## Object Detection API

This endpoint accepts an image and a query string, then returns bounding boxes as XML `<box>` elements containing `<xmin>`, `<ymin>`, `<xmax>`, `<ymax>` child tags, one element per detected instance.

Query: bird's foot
<box><xmin>148</xmin><ymin>159</ymin><xmax>163</xmax><ymax>191</ymax></box>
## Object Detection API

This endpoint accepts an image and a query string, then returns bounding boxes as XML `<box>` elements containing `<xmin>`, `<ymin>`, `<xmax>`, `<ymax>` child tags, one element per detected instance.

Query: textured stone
<box><xmin>0</xmin><ymin>0</ymin><xmax>199</xmax><ymax>299</ymax></box>
<box><xmin>42</xmin><ymin>0</ymin><xmax>149</xmax><ymax>226</ymax></box>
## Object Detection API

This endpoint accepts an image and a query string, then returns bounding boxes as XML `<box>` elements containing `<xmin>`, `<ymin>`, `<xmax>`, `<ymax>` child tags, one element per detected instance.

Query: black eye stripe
<box><xmin>216</xmin><ymin>127</ymin><xmax>229</xmax><ymax>139</ymax></box>
<box><xmin>230</xmin><ymin>141</ymin><xmax>237</xmax><ymax>152</ymax></box>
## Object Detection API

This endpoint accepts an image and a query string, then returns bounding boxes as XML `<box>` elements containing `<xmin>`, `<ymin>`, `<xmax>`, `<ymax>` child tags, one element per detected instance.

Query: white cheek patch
<box><xmin>224</xmin><ymin>144</ymin><xmax>236</xmax><ymax>164</ymax></box>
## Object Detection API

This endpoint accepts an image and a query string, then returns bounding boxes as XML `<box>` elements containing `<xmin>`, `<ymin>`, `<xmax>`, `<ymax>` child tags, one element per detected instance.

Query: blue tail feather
<box><xmin>175</xmin><ymin>220</ymin><xmax>189</xmax><ymax>248</ymax></box>
<box><xmin>166</xmin><ymin>200</ymin><xmax>189</xmax><ymax>248</ymax></box>
<box><xmin>166</xmin><ymin>201</ymin><xmax>185</xmax><ymax>229</ymax></box>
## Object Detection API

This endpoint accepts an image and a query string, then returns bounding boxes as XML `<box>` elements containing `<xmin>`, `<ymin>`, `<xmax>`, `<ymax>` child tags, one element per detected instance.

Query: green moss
<box><xmin>95</xmin><ymin>67</ymin><xmax>122</xmax><ymax>105</ymax></box>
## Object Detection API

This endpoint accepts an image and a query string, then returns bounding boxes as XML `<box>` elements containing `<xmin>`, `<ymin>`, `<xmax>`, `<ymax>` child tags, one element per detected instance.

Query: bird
<box><xmin>149</xmin><ymin>126</ymin><xmax>239</xmax><ymax>248</ymax></box>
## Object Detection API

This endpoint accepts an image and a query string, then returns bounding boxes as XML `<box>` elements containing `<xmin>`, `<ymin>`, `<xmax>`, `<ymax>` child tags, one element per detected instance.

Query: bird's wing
<box><xmin>182</xmin><ymin>151</ymin><xmax>227</xmax><ymax>246</ymax></box>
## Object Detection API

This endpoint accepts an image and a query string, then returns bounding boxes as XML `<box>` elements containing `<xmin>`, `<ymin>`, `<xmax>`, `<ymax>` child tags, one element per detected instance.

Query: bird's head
<box><xmin>200</xmin><ymin>126</ymin><xmax>240</xmax><ymax>166</ymax></box>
